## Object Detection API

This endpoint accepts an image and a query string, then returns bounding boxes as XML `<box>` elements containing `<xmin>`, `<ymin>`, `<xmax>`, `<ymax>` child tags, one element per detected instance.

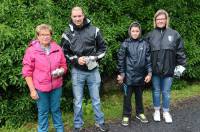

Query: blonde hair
<box><xmin>153</xmin><ymin>9</ymin><xmax>170</xmax><ymax>28</ymax></box>
<box><xmin>35</xmin><ymin>24</ymin><xmax>53</xmax><ymax>36</ymax></box>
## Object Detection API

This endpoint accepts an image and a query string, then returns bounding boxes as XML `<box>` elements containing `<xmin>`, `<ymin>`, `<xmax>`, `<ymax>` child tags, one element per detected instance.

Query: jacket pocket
<box><xmin>36</xmin><ymin>71</ymin><xmax>51</xmax><ymax>84</ymax></box>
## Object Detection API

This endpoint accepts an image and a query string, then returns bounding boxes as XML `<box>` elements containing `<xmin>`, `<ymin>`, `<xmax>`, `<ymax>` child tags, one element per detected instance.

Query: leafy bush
<box><xmin>0</xmin><ymin>95</ymin><xmax>37</xmax><ymax>127</ymax></box>
<box><xmin>172</xmin><ymin>79</ymin><xmax>188</xmax><ymax>90</ymax></box>
<box><xmin>0</xmin><ymin>0</ymin><xmax>200</xmax><ymax>127</ymax></box>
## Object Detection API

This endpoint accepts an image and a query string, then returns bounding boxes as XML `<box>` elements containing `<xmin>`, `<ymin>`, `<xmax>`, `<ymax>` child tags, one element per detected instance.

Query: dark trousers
<box><xmin>123</xmin><ymin>85</ymin><xmax>144</xmax><ymax>117</ymax></box>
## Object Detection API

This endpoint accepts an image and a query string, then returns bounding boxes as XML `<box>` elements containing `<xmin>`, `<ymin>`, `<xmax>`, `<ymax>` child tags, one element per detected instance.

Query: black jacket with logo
<box><xmin>117</xmin><ymin>38</ymin><xmax>152</xmax><ymax>86</ymax></box>
<box><xmin>61</xmin><ymin>18</ymin><xmax>106</xmax><ymax>71</ymax></box>
<box><xmin>145</xmin><ymin>27</ymin><xmax>186</xmax><ymax>77</ymax></box>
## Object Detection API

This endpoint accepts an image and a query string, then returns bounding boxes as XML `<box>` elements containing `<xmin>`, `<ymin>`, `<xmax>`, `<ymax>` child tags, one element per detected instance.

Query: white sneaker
<box><xmin>163</xmin><ymin>112</ymin><xmax>172</xmax><ymax>123</ymax></box>
<box><xmin>153</xmin><ymin>110</ymin><xmax>161</xmax><ymax>121</ymax></box>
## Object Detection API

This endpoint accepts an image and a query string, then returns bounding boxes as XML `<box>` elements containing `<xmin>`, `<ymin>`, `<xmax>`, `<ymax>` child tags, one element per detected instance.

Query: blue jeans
<box><xmin>36</xmin><ymin>88</ymin><xmax>64</xmax><ymax>132</ymax></box>
<box><xmin>152</xmin><ymin>75</ymin><xmax>173</xmax><ymax>112</ymax></box>
<box><xmin>72</xmin><ymin>67</ymin><xmax>104</xmax><ymax>128</ymax></box>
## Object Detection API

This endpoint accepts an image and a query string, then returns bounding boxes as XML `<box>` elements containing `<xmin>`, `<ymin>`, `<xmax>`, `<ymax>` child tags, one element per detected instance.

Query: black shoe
<box><xmin>73</xmin><ymin>127</ymin><xmax>83</xmax><ymax>132</ymax></box>
<box><xmin>95</xmin><ymin>123</ymin><xmax>109</xmax><ymax>132</ymax></box>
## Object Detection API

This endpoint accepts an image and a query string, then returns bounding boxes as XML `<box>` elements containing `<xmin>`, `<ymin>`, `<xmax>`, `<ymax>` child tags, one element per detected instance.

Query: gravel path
<box><xmin>82</xmin><ymin>96</ymin><xmax>200</xmax><ymax>132</ymax></box>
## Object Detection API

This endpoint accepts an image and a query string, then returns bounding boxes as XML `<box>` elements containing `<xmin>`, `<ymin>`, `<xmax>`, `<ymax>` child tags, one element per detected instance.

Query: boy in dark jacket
<box><xmin>117</xmin><ymin>22</ymin><xmax>152</xmax><ymax>126</ymax></box>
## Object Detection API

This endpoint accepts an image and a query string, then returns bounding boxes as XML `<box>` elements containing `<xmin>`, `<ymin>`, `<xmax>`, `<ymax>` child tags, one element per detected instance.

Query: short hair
<box><xmin>35</xmin><ymin>24</ymin><xmax>53</xmax><ymax>36</ymax></box>
<box><xmin>71</xmin><ymin>6</ymin><xmax>84</xmax><ymax>16</ymax></box>
<box><xmin>128</xmin><ymin>21</ymin><xmax>142</xmax><ymax>38</ymax></box>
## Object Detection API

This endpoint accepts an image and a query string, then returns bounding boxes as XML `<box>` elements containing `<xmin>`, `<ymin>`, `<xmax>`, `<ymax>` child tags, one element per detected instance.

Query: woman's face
<box><xmin>37</xmin><ymin>29</ymin><xmax>51</xmax><ymax>46</ymax></box>
<box><xmin>155</xmin><ymin>14</ymin><xmax>167</xmax><ymax>28</ymax></box>
<box><xmin>130</xmin><ymin>26</ymin><xmax>140</xmax><ymax>39</ymax></box>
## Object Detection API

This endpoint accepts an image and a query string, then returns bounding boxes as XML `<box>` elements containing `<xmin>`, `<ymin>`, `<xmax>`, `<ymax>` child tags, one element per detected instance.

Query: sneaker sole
<box><xmin>95</xmin><ymin>123</ymin><xmax>107</xmax><ymax>132</ymax></box>
<box><xmin>153</xmin><ymin>119</ymin><xmax>161</xmax><ymax>122</ymax></box>
<box><xmin>165</xmin><ymin>121</ymin><xmax>172</xmax><ymax>123</ymax></box>
<box><xmin>153</xmin><ymin>117</ymin><xmax>161</xmax><ymax>122</ymax></box>
<box><xmin>136</xmin><ymin>116</ymin><xmax>149</xmax><ymax>123</ymax></box>
<box><xmin>121</xmin><ymin>122</ymin><xmax>129</xmax><ymax>126</ymax></box>
<box><xmin>163</xmin><ymin>116</ymin><xmax>172</xmax><ymax>123</ymax></box>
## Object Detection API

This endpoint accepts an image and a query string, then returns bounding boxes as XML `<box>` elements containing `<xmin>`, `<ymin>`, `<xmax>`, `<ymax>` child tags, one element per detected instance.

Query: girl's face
<box><xmin>130</xmin><ymin>26</ymin><xmax>140</xmax><ymax>39</ymax></box>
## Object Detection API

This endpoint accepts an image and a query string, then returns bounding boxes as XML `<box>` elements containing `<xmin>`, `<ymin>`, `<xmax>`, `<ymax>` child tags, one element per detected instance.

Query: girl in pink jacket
<box><xmin>22</xmin><ymin>24</ymin><xmax>67</xmax><ymax>132</ymax></box>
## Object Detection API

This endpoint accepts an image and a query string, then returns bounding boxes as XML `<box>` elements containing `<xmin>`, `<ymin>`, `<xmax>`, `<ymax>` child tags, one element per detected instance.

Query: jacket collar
<box><xmin>126</xmin><ymin>37</ymin><xmax>143</xmax><ymax>42</ymax></box>
<box><xmin>29</xmin><ymin>40</ymin><xmax>59</xmax><ymax>53</ymax></box>
<box><xmin>69</xmin><ymin>18</ymin><xmax>91</xmax><ymax>32</ymax></box>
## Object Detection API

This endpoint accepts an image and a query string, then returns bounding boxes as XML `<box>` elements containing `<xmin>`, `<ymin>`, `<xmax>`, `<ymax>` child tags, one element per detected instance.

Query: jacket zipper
<box><xmin>46</xmin><ymin>53</ymin><xmax>53</xmax><ymax>90</ymax></box>
<box><xmin>159</xmin><ymin>29</ymin><xmax>165</xmax><ymax>74</ymax></box>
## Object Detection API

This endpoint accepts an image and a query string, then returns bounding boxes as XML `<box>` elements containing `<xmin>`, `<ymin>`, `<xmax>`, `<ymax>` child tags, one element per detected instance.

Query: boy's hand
<box><xmin>117</xmin><ymin>75</ymin><xmax>124</xmax><ymax>84</ymax></box>
<box><xmin>144</xmin><ymin>75</ymin><xmax>151</xmax><ymax>83</ymax></box>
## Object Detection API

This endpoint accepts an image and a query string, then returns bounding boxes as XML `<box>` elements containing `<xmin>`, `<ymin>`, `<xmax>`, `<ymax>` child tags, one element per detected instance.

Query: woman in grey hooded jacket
<box><xmin>145</xmin><ymin>9</ymin><xmax>186</xmax><ymax>123</ymax></box>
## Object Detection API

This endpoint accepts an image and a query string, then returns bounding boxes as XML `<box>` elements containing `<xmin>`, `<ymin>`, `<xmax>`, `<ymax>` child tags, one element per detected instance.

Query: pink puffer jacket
<box><xmin>22</xmin><ymin>40</ymin><xmax>67</xmax><ymax>92</ymax></box>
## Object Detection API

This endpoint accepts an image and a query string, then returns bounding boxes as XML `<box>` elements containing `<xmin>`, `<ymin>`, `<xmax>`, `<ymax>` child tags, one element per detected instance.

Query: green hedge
<box><xmin>0</xmin><ymin>0</ymin><xmax>200</xmax><ymax>127</ymax></box>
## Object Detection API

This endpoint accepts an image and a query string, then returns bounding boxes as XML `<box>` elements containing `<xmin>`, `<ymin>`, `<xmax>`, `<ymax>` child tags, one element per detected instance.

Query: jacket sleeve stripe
<box><xmin>97</xmin><ymin>52</ymin><xmax>105</xmax><ymax>59</ymax></box>
<box><xmin>95</xmin><ymin>27</ymin><xmax>100</xmax><ymax>38</ymax></box>
<box><xmin>62</xmin><ymin>33</ymin><xmax>71</xmax><ymax>43</ymax></box>
<box><xmin>66</xmin><ymin>54</ymin><xmax>78</xmax><ymax>60</ymax></box>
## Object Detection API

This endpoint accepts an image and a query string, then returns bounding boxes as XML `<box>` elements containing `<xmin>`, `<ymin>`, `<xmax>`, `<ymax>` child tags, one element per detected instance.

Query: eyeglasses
<box><xmin>156</xmin><ymin>18</ymin><xmax>166</xmax><ymax>21</ymax></box>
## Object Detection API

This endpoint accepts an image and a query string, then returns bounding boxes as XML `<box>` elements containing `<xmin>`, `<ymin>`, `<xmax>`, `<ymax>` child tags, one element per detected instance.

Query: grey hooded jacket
<box><xmin>145</xmin><ymin>27</ymin><xmax>186</xmax><ymax>77</ymax></box>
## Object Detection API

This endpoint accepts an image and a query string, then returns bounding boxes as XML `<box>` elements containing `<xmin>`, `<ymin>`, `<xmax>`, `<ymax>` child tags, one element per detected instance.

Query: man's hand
<box><xmin>30</xmin><ymin>89</ymin><xmax>39</xmax><ymax>100</ymax></box>
<box><xmin>78</xmin><ymin>56</ymin><xmax>86</xmax><ymax>65</ymax></box>
<box><xmin>117</xmin><ymin>75</ymin><xmax>124</xmax><ymax>84</ymax></box>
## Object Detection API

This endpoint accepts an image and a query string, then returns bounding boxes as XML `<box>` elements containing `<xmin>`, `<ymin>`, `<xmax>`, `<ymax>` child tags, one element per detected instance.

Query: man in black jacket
<box><xmin>145</xmin><ymin>9</ymin><xmax>186</xmax><ymax>123</ymax></box>
<box><xmin>61</xmin><ymin>6</ymin><xmax>107</xmax><ymax>132</ymax></box>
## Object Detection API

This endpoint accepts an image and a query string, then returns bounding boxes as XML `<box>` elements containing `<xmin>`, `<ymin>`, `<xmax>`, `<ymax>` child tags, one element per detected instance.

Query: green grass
<box><xmin>1</xmin><ymin>82</ymin><xmax>200</xmax><ymax>132</ymax></box>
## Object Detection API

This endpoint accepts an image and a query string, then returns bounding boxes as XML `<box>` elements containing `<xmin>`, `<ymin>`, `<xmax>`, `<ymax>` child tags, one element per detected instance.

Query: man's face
<box><xmin>130</xmin><ymin>26</ymin><xmax>140</xmax><ymax>39</ymax></box>
<box><xmin>155</xmin><ymin>14</ymin><xmax>167</xmax><ymax>28</ymax></box>
<box><xmin>71</xmin><ymin>9</ymin><xmax>84</xmax><ymax>27</ymax></box>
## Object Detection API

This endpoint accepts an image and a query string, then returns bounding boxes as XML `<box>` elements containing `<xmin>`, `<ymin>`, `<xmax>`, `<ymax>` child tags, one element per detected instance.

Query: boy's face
<box><xmin>130</xmin><ymin>27</ymin><xmax>140</xmax><ymax>39</ymax></box>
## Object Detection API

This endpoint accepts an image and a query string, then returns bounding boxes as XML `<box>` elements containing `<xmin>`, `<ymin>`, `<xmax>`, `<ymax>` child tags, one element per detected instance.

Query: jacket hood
<box><xmin>153</xmin><ymin>9</ymin><xmax>169</xmax><ymax>28</ymax></box>
<box><xmin>128</xmin><ymin>21</ymin><xmax>142</xmax><ymax>39</ymax></box>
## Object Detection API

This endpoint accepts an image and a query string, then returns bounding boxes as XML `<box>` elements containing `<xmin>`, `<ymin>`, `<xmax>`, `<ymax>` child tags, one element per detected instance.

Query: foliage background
<box><xmin>0</xmin><ymin>0</ymin><xmax>200</xmax><ymax>127</ymax></box>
